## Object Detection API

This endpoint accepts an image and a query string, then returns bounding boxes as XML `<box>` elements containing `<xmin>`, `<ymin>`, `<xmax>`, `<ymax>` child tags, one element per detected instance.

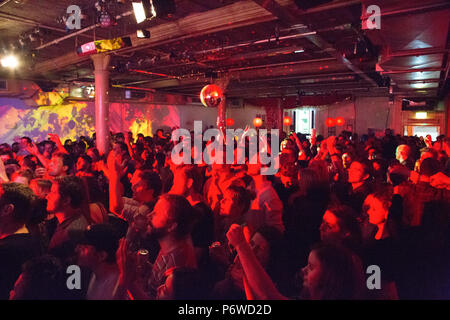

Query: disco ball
<box><xmin>200</xmin><ymin>84</ymin><xmax>223</xmax><ymax>108</ymax></box>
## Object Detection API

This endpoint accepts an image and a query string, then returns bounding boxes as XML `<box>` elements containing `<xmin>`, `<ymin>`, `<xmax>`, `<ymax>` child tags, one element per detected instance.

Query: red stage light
<box><xmin>283</xmin><ymin>116</ymin><xmax>292</xmax><ymax>126</ymax></box>
<box><xmin>326</xmin><ymin>117</ymin><xmax>336</xmax><ymax>127</ymax></box>
<box><xmin>253</xmin><ymin>117</ymin><xmax>263</xmax><ymax>127</ymax></box>
<box><xmin>200</xmin><ymin>84</ymin><xmax>223</xmax><ymax>108</ymax></box>
<box><xmin>226</xmin><ymin>118</ymin><xmax>234</xmax><ymax>126</ymax></box>
<box><xmin>336</xmin><ymin>117</ymin><xmax>345</xmax><ymax>126</ymax></box>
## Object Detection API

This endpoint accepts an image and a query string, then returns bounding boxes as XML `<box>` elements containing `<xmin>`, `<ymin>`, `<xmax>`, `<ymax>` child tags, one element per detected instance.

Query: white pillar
<box><xmin>91</xmin><ymin>54</ymin><xmax>111</xmax><ymax>155</ymax></box>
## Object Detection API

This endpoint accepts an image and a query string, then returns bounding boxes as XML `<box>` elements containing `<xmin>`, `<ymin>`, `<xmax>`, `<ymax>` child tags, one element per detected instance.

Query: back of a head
<box><xmin>178</xmin><ymin>165</ymin><xmax>202</xmax><ymax>194</ymax></box>
<box><xmin>298</xmin><ymin>168</ymin><xmax>323</xmax><ymax>196</ymax></box>
<box><xmin>161</xmin><ymin>194</ymin><xmax>195</xmax><ymax>239</ymax></box>
<box><xmin>15</xmin><ymin>255</ymin><xmax>64</xmax><ymax>300</ymax></box>
<box><xmin>32</xmin><ymin>179</ymin><xmax>52</xmax><ymax>194</ymax></box>
<box><xmin>369</xmin><ymin>185</ymin><xmax>393</xmax><ymax>210</ymax></box>
<box><xmin>0</xmin><ymin>182</ymin><xmax>35</xmax><ymax>225</ymax></box>
<box><xmin>139</xmin><ymin>170</ymin><xmax>162</xmax><ymax>197</ymax></box>
<box><xmin>387</xmin><ymin>164</ymin><xmax>410</xmax><ymax>186</ymax></box>
<box><xmin>83</xmin><ymin>224</ymin><xmax>120</xmax><ymax>263</ymax></box>
<box><xmin>54</xmin><ymin>176</ymin><xmax>86</xmax><ymax>209</ymax></box>
<box><xmin>327</xmin><ymin>204</ymin><xmax>362</xmax><ymax>248</ymax></box>
<box><xmin>420</xmin><ymin>158</ymin><xmax>441</xmax><ymax>177</ymax></box>
<box><xmin>226</xmin><ymin>184</ymin><xmax>254</xmax><ymax>214</ymax></box>
<box><xmin>311</xmin><ymin>242</ymin><xmax>364</xmax><ymax>300</ymax></box>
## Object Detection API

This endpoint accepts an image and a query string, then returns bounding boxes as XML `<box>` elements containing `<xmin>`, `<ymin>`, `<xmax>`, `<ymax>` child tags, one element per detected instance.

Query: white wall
<box><xmin>313</xmin><ymin>96</ymin><xmax>400</xmax><ymax>137</ymax></box>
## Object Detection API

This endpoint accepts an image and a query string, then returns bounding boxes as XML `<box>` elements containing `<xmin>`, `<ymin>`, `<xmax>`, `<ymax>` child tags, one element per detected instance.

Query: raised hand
<box><xmin>226</xmin><ymin>224</ymin><xmax>247</xmax><ymax>249</ymax></box>
<box><xmin>48</xmin><ymin>133</ymin><xmax>61</xmax><ymax>145</ymax></box>
<box><xmin>107</xmin><ymin>150</ymin><xmax>123</xmax><ymax>176</ymax></box>
<box><xmin>0</xmin><ymin>158</ymin><xmax>9</xmax><ymax>182</ymax></box>
<box><xmin>26</xmin><ymin>142</ymin><xmax>39</xmax><ymax>155</ymax></box>
<box><xmin>116</xmin><ymin>238</ymin><xmax>138</xmax><ymax>286</ymax></box>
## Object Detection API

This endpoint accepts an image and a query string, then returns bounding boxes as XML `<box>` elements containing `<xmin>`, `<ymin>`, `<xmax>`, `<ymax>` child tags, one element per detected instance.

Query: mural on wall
<box><xmin>0</xmin><ymin>93</ymin><xmax>95</xmax><ymax>144</ymax></box>
<box><xmin>0</xmin><ymin>94</ymin><xmax>181</xmax><ymax>144</ymax></box>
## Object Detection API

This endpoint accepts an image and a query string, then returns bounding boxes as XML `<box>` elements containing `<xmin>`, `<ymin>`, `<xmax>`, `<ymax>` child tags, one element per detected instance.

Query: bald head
<box><xmin>396</xmin><ymin>144</ymin><xmax>411</xmax><ymax>162</ymax></box>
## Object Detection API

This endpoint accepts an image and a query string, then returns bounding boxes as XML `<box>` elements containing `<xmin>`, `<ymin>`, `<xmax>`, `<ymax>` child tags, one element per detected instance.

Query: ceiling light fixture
<box><xmin>1</xmin><ymin>55</ymin><xmax>19</xmax><ymax>69</ymax></box>
<box><xmin>137</xmin><ymin>29</ymin><xmax>150</xmax><ymax>38</ymax></box>
<box><xmin>132</xmin><ymin>0</ymin><xmax>156</xmax><ymax>24</ymax></box>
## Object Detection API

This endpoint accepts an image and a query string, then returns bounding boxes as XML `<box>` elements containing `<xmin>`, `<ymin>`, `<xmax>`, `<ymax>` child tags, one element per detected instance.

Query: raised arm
<box><xmin>115</xmin><ymin>238</ymin><xmax>151</xmax><ymax>300</ymax></box>
<box><xmin>226</xmin><ymin>224</ymin><xmax>288</xmax><ymax>300</ymax></box>
<box><xmin>26</xmin><ymin>142</ymin><xmax>50</xmax><ymax>169</ymax></box>
<box><xmin>48</xmin><ymin>133</ymin><xmax>69</xmax><ymax>155</ymax></box>
<box><xmin>0</xmin><ymin>158</ymin><xmax>9</xmax><ymax>183</ymax></box>
<box><xmin>107</xmin><ymin>151</ymin><xmax>126</xmax><ymax>218</ymax></box>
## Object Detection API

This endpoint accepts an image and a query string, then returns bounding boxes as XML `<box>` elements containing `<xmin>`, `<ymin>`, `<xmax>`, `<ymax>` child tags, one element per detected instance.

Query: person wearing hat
<box><xmin>76</xmin><ymin>223</ymin><xmax>121</xmax><ymax>300</ymax></box>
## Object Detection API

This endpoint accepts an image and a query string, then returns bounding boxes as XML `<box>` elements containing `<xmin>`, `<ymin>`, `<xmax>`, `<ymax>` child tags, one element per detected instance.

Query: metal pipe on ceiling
<box><xmin>227</xmin><ymin>57</ymin><xmax>335</xmax><ymax>72</ymax></box>
<box><xmin>0</xmin><ymin>11</ymin><xmax>92</xmax><ymax>37</ymax></box>
<box><xmin>379</xmin><ymin>2</ymin><xmax>450</xmax><ymax>18</ymax></box>
<box><xmin>384</xmin><ymin>47</ymin><xmax>449</xmax><ymax>58</ymax></box>
<box><xmin>380</xmin><ymin>68</ymin><xmax>444</xmax><ymax>75</ymax></box>
<box><xmin>194</xmin><ymin>23</ymin><xmax>352</xmax><ymax>57</ymax></box>
<box><xmin>36</xmin><ymin>10</ymin><xmax>133</xmax><ymax>50</ymax></box>
<box><xmin>0</xmin><ymin>0</ymin><xmax>13</xmax><ymax>9</ymax></box>
<box><xmin>194</xmin><ymin>31</ymin><xmax>317</xmax><ymax>56</ymax></box>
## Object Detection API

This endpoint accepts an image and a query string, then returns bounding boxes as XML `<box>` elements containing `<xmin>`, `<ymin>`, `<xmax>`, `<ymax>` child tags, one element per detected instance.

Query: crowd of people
<box><xmin>0</xmin><ymin>126</ymin><xmax>449</xmax><ymax>300</ymax></box>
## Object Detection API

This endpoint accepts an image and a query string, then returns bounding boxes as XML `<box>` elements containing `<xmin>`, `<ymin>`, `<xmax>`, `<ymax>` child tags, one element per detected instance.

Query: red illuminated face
<box><xmin>219</xmin><ymin>189</ymin><xmax>242</xmax><ymax>217</ymax></box>
<box><xmin>48</xmin><ymin>156</ymin><xmax>65</xmax><ymax>177</ymax></box>
<box><xmin>342</xmin><ymin>153</ymin><xmax>352</xmax><ymax>168</ymax></box>
<box><xmin>320</xmin><ymin>210</ymin><xmax>342</xmax><ymax>243</ymax></box>
<box><xmin>131</xmin><ymin>170</ymin><xmax>152</xmax><ymax>203</ymax></box>
<box><xmin>148</xmin><ymin>197</ymin><xmax>173</xmax><ymax>233</ymax></box>
<box><xmin>170</xmin><ymin>170</ymin><xmax>189</xmax><ymax>196</ymax></box>
<box><xmin>364</xmin><ymin>195</ymin><xmax>388</xmax><ymax>225</ymax></box>
<box><xmin>301</xmin><ymin>250</ymin><xmax>322</xmax><ymax>296</ymax></box>
<box><xmin>76</xmin><ymin>157</ymin><xmax>89</xmax><ymax>172</ymax></box>
<box><xmin>348</xmin><ymin>161</ymin><xmax>367</xmax><ymax>184</ymax></box>
<box><xmin>46</xmin><ymin>183</ymin><xmax>64</xmax><ymax>213</ymax></box>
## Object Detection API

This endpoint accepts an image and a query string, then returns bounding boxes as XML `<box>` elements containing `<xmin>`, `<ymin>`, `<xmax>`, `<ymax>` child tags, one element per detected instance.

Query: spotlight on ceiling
<box><xmin>137</xmin><ymin>29</ymin><xmax>150</xmax><ymax>39</ymax></box>
<box><xmin>132</xmin><ymin>0</ymin><xmax>176</xmax><ymax>23</ymax></box>
<box><xmin>132</xmin><ymin>0</ymin><xmax>156</xmax><ymax>24</ymax></box>
<box><xmin>1</xmin><ymin>55</ymin><xmax>19</xmax><ymax>69</ymax></box>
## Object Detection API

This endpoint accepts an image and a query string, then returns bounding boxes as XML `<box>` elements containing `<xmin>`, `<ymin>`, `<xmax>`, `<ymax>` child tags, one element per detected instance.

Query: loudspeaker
<box><xmin>294</xmin><ymin>0</ymin><xmax>333</xmax><ymax>10</ymax></box>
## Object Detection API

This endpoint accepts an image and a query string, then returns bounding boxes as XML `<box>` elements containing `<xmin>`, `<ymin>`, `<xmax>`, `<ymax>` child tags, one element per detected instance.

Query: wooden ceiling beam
<box><xmin>33</xmin><ymin>0</ymin><xmax>289</xmax><ymax>74</ymax></box>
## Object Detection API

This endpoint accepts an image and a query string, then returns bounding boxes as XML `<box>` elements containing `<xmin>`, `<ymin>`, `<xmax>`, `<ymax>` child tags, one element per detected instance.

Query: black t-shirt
<box><xmin>192</xmin><ymin>202</ymin><xmax>214</xmax><ymax>250</ymax></box>
<box><xmin>0</xmin><ymin>233</ymin><xmax>42</xmax><ymax>300</ymax></box>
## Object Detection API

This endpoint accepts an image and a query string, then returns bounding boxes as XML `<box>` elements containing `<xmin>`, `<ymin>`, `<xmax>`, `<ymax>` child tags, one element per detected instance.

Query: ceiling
<box><xmin>0</xmin><ymin>0</ymin><xmax>449</xmax><ymax>100</ymax></box>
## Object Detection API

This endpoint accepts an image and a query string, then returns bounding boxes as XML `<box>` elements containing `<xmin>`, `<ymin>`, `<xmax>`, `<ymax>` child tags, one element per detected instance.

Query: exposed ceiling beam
<box><xmin>32</xmin><ymin>0</ymin><xmax>287</xmax><ymax>74</ymax></box>
<box><xmin>0</xmin><ymin>11</ymin><xmax>92</xmax><ymax>39</ymax></box>
<box><xmin>251</xmin><ymin>0</ymin><xmax>379</xmax><ymax>86</ymax></box>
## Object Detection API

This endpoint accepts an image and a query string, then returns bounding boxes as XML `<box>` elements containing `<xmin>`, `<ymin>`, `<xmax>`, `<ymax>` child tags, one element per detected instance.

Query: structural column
<box><xmin>445</xmin><ymin>92</ymin><xmax>450</xmax><ymax>137</ymax></box>
<box><xmin>215</xmin><ymin>77</ymin><xmax>230</xmax><ymax>131</ymax></box>
<box><xmin>91</xmin><ymin>54</ymin><xmax>111</xmax><ymax>155</ymax></box>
